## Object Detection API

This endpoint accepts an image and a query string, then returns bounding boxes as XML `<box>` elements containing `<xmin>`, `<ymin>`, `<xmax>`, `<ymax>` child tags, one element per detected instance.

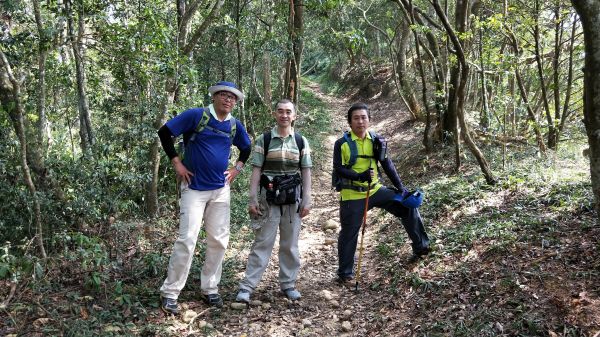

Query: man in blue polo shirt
<box><xmin>157</xmin><ymin>81</ymin><xmax>251</xmax><ymax>314</ymax></box>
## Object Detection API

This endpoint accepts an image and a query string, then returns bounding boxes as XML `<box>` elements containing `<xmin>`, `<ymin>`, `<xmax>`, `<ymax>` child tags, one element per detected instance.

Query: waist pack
<box><xmin>261</xmin><ymin>173</ymin><xmax>302</xmax><ymax>205</ymax></box>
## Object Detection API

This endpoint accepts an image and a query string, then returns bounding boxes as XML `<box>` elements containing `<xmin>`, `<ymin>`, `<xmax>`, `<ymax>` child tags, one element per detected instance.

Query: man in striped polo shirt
<box><xmin>236</xmin><ymin>99</ymin><xmax>312</xmax><ymax>303</ymax></box>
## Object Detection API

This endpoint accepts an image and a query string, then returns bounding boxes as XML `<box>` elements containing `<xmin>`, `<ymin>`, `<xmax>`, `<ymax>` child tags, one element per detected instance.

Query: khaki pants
<box><xmin>160</xmin><ymin>184</ymin><xmax>230</xmax><ymax>299</ymax></box>
<box><xmin>239</xmin><ymin>194</ymin><xmax>302</xmax><ymax>292</ymax></box>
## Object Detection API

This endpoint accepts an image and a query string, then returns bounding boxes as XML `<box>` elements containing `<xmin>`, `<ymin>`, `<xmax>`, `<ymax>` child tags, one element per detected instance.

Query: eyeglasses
<box><xmin>218</xmin><ymin>92</ymin><xmax>237</xmax><ymax>103</ymax></box>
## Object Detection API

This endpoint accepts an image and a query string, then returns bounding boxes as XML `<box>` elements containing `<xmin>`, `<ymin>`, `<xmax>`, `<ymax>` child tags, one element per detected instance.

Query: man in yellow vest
<box><xmin>333</xmin><ymin>102</ymin><xmax>430</xmax><ymax>283</ymax></box>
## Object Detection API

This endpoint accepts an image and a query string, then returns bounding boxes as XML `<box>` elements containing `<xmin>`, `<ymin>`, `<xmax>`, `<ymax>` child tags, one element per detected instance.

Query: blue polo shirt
<box><xmin>166</xmin><ymin>105</ymin><xmax>251</xmax><ymax>191</ymax></box>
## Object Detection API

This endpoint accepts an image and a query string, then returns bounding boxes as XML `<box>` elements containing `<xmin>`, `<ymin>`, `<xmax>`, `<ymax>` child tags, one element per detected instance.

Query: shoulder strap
<box><xmin>194</xmin><ymin>108</ymin><xmax>211</xmax><ymax>133</ymax></box>
<box><xmin>261</xmin><ymin>132</ymin><xmax>272</xmax><ymax>170</ymax></box>
<box><xmin>188</xmin><ymin>108</ymin><xmax>211</xmax><ymax>143</ymax></box>
<box><xmin>229</xmin><ymin>117</ymin><xmax>237</xmax><ymax>142</ymax></box>
<box><xmin>261</xmin><ymin>132</ymin><xmax>304</xmax><ymax>170</ymax></box>
<box><xmin>343</xmin><ymin>131</ymin><xmax>375</xmax><ymax>168</ymax></box>
<box><xmin>343</xmin><ymin>131</ymin><xmax>358</xmax><ymax>167</ymax></box>
<box><xmin>294</xmin><ymin>132</ymin><xmax>304</xmax><ymax>169</ymax></box>
<box><xmin>191</xmin><ymin>108</ymin><xmax>236</xmax><ymax>143</ymax></box>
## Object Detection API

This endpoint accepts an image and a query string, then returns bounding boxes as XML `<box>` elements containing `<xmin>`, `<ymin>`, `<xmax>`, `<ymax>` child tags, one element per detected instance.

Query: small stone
<box><xmin>322</xmin><ymin>290</ymin><xmax>333</xmax><ymax>300</ymax></box>
<box><xmin>103</xmin><ymin>325</ymin><xmax>122</xmax><ymax>333</ymax></box>
<box><xmin>250</xmin><ymin>300</ymin><xmax>263</xmax><ymax>306</ymax></box>
<box><xmin>33</xmin><ymin>318</ymin><xmax>50</xmax><ymax>329</ymax></box>
<box><xmin>342</xmin><ymin>310</ymin><xmax>352</xmax><ymax>319</ymax></box>
<box><xmin>302</xmin><ymin>319</ymin><xmax>312</xmax><ymax>327</ymax></box>
<box><xmin>323</xmin><ymin>219</ymin><xmax>339</xmax><ymax>230</ymax></box>
<box><xmin>206</xmin><ymin>323</ymin><xmax>214</xmax><ymax>329</ymax></box>
<box><xmin>330</xmin><ymin>300</ymin><xmax>340</xmax><ymax>308</ymax></box>
<box><xmin>231</xmin><ymin>302</ymin><xmax>247</xmax><ymax>310</ymax></box>
<box><xmin>198</xmin><ymin>320</ymin><xmax>207</xmax><ymax>328</ymax></box>
<box><xmin>494</xmin><ymin>322</ymin><xmax>503</xmax><ymax>333</ymax></box>
<box><xmin>324</xmin><ymin>238</ymin><xmax>336</xmax><ymax>245</ymax></box>
<box><xmin>181</xmin><ymin>310</ymin><xmax>197</xmax><ymax>323</ymax></box>
<box><xmin>341</xmin><ymin>321</ymin><xmax>352</xmax><ymax>332</ymax></box>
<box><xmin>262</xmin><ymin>303</ymin><xmax>271</xmax><ymax>309</ymax></box>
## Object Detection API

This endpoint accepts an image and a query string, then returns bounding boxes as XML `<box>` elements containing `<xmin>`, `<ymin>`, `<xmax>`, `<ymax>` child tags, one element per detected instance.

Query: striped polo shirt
<box><xmin>250</xmin><ymin>127</ymin><xmax>312</xmax><ymax>176</ymax></box>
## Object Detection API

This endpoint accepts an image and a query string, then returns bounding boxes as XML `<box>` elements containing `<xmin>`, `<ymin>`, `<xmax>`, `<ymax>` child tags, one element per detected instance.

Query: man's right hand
<box><xmin>248</xmin><ymin>204</ymin><xmax>263</xmax><ymax>219</ymax></box>
<box><xmin>172</xmin><ymin>157</ymin><xmax>194</xmax><ymax>185</ymax></box>
<box><xmin>358</xmin><ymin>168</ymin><xmax>374</xmax><ymax>183</ymax></box>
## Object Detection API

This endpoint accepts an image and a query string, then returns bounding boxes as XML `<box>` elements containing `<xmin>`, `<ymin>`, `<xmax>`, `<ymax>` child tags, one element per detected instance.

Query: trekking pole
<box><xmin>355</xmin><ymin>177</ymin><xmax>372</xmax><ymax>292</ymax></box>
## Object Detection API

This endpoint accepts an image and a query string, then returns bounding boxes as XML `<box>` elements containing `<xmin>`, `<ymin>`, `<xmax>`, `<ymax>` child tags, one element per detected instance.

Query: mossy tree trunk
<box><xmin>571</xmin><ymin>0</ymin><xmax>600</xmax><ymax>215</ymax></box>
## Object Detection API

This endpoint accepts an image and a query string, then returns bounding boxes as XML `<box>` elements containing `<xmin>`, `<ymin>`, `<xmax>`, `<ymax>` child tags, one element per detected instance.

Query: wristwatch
<box><xmin>234</xmin><ymin>163</ymin><xmax>244</xmax><ymax>172</ymax></box>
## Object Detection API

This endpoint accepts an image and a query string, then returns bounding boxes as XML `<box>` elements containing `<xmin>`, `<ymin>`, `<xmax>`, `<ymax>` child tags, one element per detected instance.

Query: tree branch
<box><xmin>182</xmin><ymin>0</ymin><xmax>225</xmax><ymax>56</ymax></box>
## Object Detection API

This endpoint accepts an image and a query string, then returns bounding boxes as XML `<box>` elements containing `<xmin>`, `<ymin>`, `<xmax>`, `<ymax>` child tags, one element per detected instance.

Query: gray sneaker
<box><xmin>160</xmin><ymin>297</ymin><xmax>180</xmax><ymax>315</ymax></box>
<box><xmin>236</xmin><ymin>289</ymin><xmax>251</xmax><ymax>303</ymax></box>
<box><xmin>283</xmin><ymin>288</ymin><xmax>301</xmax><ymax>301</ymax></box>
<box><xmin>203</xmin><ymin>293</ymin><xmax>223</xmax><ymax>307</ymax></box>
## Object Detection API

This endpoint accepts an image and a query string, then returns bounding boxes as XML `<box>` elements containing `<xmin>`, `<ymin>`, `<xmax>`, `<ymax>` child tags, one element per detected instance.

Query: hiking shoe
<box><xmin>236</xmin><ymin>289</ymin><xmax>251</xmax><ymax>303</ymax></box>
<box><xmin>336</xmin><ymin>276</ymin><xmax>354</xmax><ymax>286</ymax></box>
<box><xmin>414</xmin><ymin>246</ymin><xmax>431</xmax><ymax>257</ymax></box>
<box><xmin>203</xmin><ymin>293</ymin><xmax>223</xmax><ymax>307</ymax></box>
<box><xmin>160</xmin><ymin>297</ymin><xmax>180</xmax><ymax>315</ymax></box>
<box><xmin>282</xmin><ymin>288</ymin><xmax>301</xmax><ymax>301</ymax></box>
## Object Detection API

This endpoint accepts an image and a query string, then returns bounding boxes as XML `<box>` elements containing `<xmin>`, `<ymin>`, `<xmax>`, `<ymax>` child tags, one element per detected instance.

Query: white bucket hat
<box><xmin>208</xmin><ymin>81</ymin><xmax>244</xmax><ymax>102</ymax></box>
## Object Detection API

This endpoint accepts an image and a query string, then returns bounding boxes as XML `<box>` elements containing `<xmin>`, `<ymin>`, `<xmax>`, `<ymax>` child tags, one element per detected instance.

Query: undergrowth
<box><xmin>374</xmin><ymin>137</ymin><xmax>596</xmax><ymax>336</ymax></box>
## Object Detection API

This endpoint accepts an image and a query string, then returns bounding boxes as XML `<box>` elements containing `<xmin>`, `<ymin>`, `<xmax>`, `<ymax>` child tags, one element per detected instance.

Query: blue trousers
<box><xmin>337</xmin><ymin>186</ymin><xmax>430</xmax><ymax>278</ymax></box>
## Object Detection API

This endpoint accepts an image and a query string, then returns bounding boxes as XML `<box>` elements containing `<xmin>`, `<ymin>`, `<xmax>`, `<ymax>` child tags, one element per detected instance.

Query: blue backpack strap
<box><xmin>190</xmin><ymin>108</ymin><xmax>236</xmax><ymax>143</ymax></box>
<box><xmin>343</xmin><ymin>131</ymin><xmax>357</xmax><ymax>167</ymax></box>
<box><xmin>188</xmin><ymin>108</ymin><xmax>211</xmax><ymax>143</ymax></box>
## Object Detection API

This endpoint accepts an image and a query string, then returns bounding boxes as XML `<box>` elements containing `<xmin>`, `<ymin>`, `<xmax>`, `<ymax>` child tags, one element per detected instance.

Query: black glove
<box><xmin>357</xmin><ymin>169</ymin><xmax>373</xmax><ymax>183</ymax></box>
<box><xmin>389</xmin><ymin>186</ymin><xmax>409</xmax><ymax>196</ymax></box>
<box><xmin>373</xmin><ymin>135</ymin><xmax>387</xmax><ymax>162</ymax></box>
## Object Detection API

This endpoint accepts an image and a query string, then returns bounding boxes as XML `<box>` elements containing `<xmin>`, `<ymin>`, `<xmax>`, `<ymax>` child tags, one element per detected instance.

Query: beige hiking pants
<box><xmin>239</xmin><ymin>193</ymin><xmax>302</xmax><ymax>292</ymax></box>
<box><xmin>160</xmin><ymin>184</ymin><xmax>230</xmax><ymax>299</ymax></box>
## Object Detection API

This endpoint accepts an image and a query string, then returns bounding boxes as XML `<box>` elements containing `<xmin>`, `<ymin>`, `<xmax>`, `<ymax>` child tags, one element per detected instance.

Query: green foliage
<box><xmin>53</xmin><ymin>232</ymin><xmax>110</xmax><ymax>291</ymax></box>
<box><xmin>0</xmin><ymin>243</ymin><xmax>38</xmax><ymax>282</ymax></box>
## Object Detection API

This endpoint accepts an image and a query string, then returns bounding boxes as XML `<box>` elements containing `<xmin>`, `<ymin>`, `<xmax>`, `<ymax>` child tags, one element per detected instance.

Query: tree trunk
<box><xmin>478</xmin><ymin>27</ymin><xmax>490</xmax><ymax>129</ymax></box>
<box><xmin>66</xmin><ymin>0</ymin><xmax>94</xmax><ymax>156</ymax></box>
<box><xmin>571</xmin><ymin>0</ymin><xmax>600</xmax><ymax>215</ymax></box>
<box><xmin>552</xmin><ymin>0</ymin><xmax>563</xmax><ymax>148</ymax></box>
<box><xmin>397</xmin><ymin>20</ymin><xmax>421</xmax><ymax>119</ymax></box>
<box><xmin>263</xmin><ymin>51</ymin><xmax>272</xmax><ymax>110</ymax></box>
<box><xmin>32</xmin><ymin>0</ymin><xmax>49</xmax><ymax>176</ymax></box>
<box><xmin>394</xmin><ymin>0</ymin><xmax>446</xmax><ymax>142</ymax></box>
<box><xmin>558</xmin><ymin>14</ymin><xmax>578</xmax><ymax>144</ymax></box>
<box><xmin>506</xmin><ymin>29</ymin><xmax>548</xmax><ymax>154</ymax></box>
<box><xmin>285</xmin><ymin>0</ymin><xmax>303</xmax><ymax>105</ymax></box>
<box><xmin>533</xmin><ymin>0</ymin><xmax>556</xmax><ymax>150</ymax></box>
<box><xmin>432</xmin><ymin>0</ymin><xmax>496</xmax><ymax>184</ymax></box>
<box><xmin>0</xmin><ymin>52</ymin><xmax>47</xmax><ymax>258</ymax></box>
<box><xmin>235</xmin><ymin>0</ymin><xmax>246</xmax><ymax>127</ymax></box>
